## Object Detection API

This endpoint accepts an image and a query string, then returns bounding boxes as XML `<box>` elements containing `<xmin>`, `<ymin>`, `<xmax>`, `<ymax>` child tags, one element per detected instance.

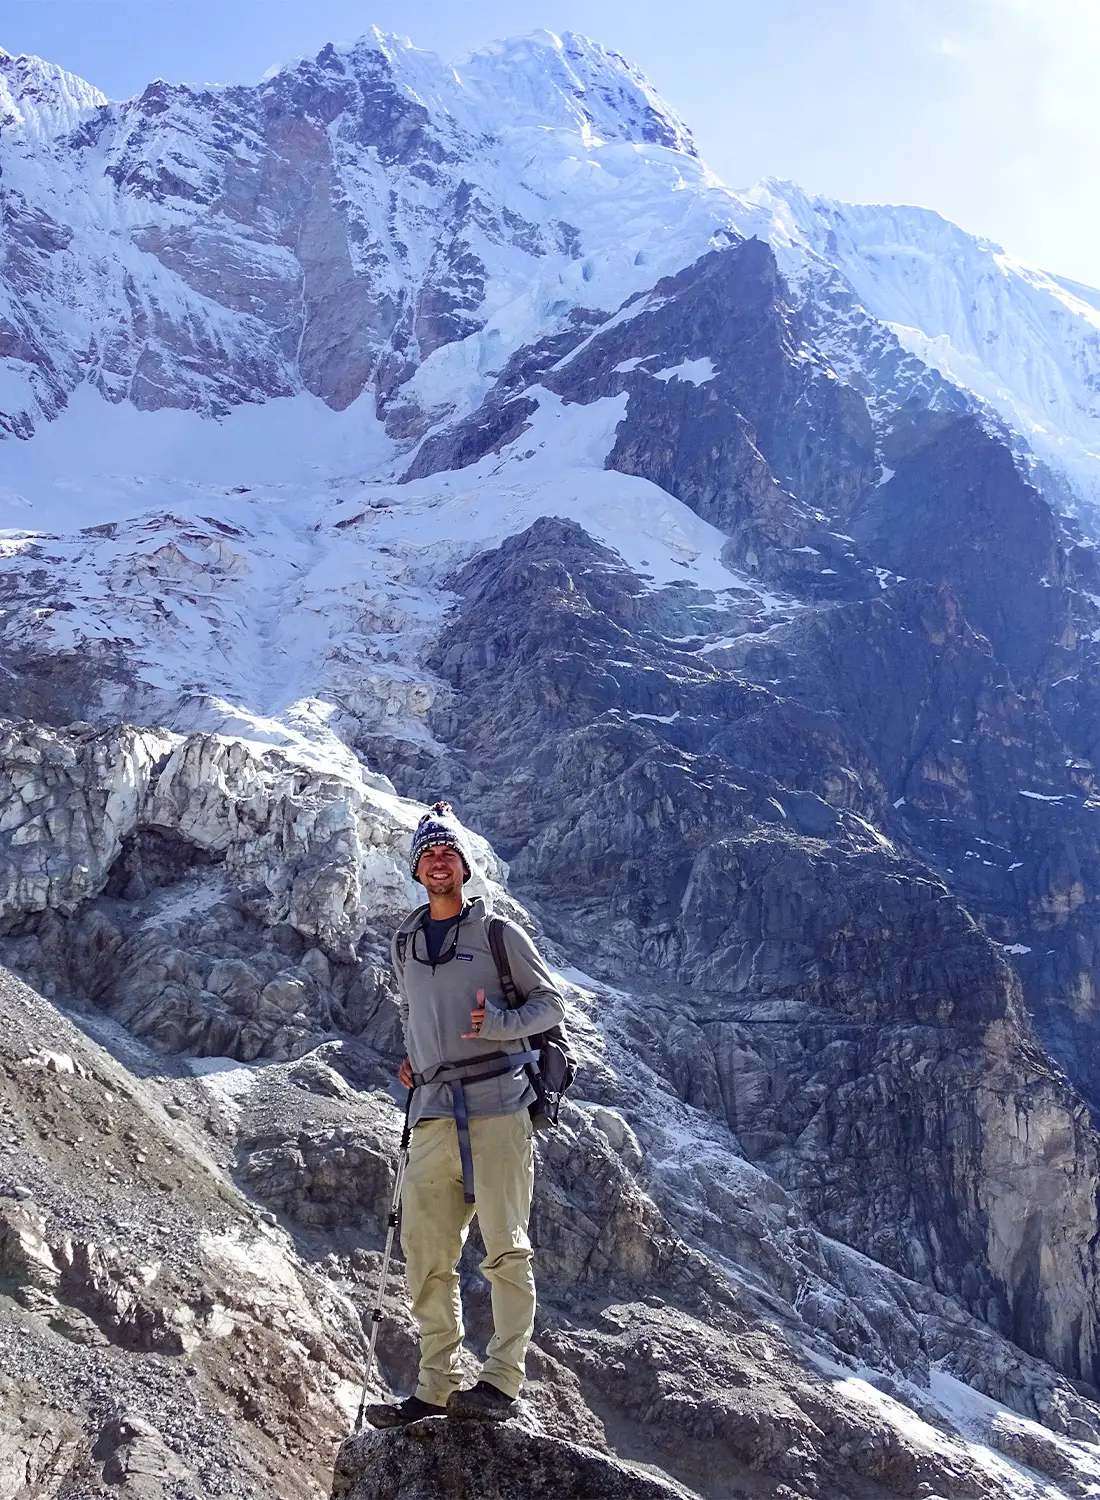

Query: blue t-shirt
<box><xmin>422</xmin><ymin>914</ymin><xmax>459</xmax><ymax>966</ymax></box>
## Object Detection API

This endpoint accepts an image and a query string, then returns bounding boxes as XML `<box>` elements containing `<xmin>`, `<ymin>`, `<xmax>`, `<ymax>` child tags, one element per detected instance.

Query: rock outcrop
<box><xmin>0</xmin><ymin>965</ymin><xmax>366</xmax><ymax>1500</ymax></box>
<box><xmin>5</xmin><ymin>810</ymin><xmax>1100</xmax><ymax>1498</ymax></box>
<box><xmin>333</xmin><ymin>1424</ymin><xmax>694</xmax><ymax>1500</ymax></box>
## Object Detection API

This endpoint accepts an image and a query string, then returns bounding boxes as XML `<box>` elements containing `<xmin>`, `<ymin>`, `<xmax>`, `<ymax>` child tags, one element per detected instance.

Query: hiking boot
<box><xmin>446</xmin><ymin>1380</ymin><xmax>517</xmax><ymax>1421</ymax></box>
<box><xmin>361</xmin><ymin>1395</ymin><xmax>446</xmax><ymax>1428</ymax></box>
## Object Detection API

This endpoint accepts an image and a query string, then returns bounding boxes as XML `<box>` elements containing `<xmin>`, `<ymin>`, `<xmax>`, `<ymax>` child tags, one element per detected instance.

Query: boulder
<box><xmin>332</xmin><ymin>1422</ymin><xmax>695</xmax><ymax>1500</ymax></box>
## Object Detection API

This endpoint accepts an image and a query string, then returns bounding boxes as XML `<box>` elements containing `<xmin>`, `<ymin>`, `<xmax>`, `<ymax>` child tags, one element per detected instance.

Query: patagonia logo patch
<box><xmin>456</xmin><ymin>952</ymin><xmax>474</xmax><ymax>962</ymax></box>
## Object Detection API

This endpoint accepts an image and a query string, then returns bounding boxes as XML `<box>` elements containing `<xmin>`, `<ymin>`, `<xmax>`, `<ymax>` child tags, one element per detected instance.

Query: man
<box><xmin>363</xmin><ymin>801</ymin><xmax>567</xmax><ymax>1427</ymax></box>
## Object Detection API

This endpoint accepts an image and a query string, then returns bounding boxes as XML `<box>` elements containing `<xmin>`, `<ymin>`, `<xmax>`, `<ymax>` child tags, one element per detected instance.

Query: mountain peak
<box><xmin>286</xmin><ymin>25</ymin><xmax>698</xmax><ymax>158</ymax></box>
<box><xmin>0</xmin><ymin>46</ymin><xmax>107</xmax><ymax>134</ymax></box>
<box><xmin>454</xmin><ymin>28</ymin><xmax>696</xmax><ymax>154</ymax></box>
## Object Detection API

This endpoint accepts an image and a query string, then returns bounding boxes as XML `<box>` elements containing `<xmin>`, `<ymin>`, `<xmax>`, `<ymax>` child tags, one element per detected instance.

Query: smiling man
<box><xmin>363</xmin><ymin>801</ymin><xmax>567</xmax><ymax>1427</ymax></box>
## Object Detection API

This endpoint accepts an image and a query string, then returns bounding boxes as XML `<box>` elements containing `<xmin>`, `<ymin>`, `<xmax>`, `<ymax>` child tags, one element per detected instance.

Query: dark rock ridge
<box><xmin>848</xmin><ymin>415</ymin><xmax>1071</xmax><ymax>681</ymax></box>
<box><xmin>793</xmin><ymin>255</ymin><xmax>974</xmax><ymax>459</ymax></box>
<box><xmin>405</xmin><ymin>239</ymin><xmax>880</xmax><ymax>593</ymax></box>
<box><xmin>571</xmin><ymin>240</ymin><xmax>876</xmax><ymax>565</ymax></box>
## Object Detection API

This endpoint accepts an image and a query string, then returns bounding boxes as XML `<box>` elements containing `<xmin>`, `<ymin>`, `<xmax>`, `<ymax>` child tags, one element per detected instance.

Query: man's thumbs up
<box><xmin>463</xmin><ymin>989</ymin><xmax>486</xmax><ymax>1039</ymax></box>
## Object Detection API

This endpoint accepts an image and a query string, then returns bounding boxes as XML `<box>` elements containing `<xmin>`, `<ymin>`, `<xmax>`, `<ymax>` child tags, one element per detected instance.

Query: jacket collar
<box><xmin>397</xmin><ymin>892</ymin><xmax>487</xmax><ymax>935</ymax></box>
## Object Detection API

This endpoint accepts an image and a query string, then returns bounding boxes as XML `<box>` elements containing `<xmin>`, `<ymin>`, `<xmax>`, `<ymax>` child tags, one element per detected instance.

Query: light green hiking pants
<box><xmin>400</xmin><ymin>1108</ymin><xmax>535</xmax><ymax>1405</ymax></box>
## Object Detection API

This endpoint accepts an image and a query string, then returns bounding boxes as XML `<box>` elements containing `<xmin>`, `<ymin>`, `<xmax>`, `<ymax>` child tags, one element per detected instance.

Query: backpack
<box><xmin>486</xmin><ymin>916</ymin><xmax>578</xmax><ymax>1129</ymax></box>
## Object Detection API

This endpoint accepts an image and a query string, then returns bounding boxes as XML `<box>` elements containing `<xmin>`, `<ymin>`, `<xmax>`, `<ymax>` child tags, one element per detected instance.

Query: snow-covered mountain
<box><xmin>3</xmin><ymin>29</ymin><xmax>1100</xmax><ymax>511</ymax></box>
<box><xmin>8</xmin><ymin>28</ymin><xmax>1100</xmax><ymax>1500</ymax></box>
<box><xmin>0</xmin><ymin>30</ymin><xmax>718</xmax><ymax>438</ymax></box>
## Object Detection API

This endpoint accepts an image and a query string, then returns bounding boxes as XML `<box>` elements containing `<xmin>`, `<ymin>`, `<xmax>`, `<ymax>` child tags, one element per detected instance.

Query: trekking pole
<box><xmin>354</xmin><ymin>1089</ymin><xmax>415</xmax><ymax>1433</ymax></box>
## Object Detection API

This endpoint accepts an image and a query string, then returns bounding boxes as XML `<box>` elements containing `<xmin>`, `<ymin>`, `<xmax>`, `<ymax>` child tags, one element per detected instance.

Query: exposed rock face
<box><xmin>405</xmin><ymin>239</ymin><xmax>878</xmax><ymax>588</ymax></box>
<box><xmin>0</xmin><ymin>1382</ymin><xmax>83</xmax><ymax>1498</ymax></box>
<box><xmin>0</xmin><ymin>32</ymin><xmax>704</xmax><ymax>436</ymax></box>
<box><xmin>571</xmin><ymin>241</ymin><xmax>876</xmax><ymax>570</ymax></box>
<box><xmin>848</xmin><ymin>415</ymin><xmax>1070</xmax><ymax>681</ymax></box>
<box><xmin>240</xmin><ymin>1119</ymin><xmax>394</xmax><ymax>1232</ymax></box>
<box><xmin>7</xmin><ymin>709</ymin><xmax>1100</xmax><ymax>1496</ymax></box>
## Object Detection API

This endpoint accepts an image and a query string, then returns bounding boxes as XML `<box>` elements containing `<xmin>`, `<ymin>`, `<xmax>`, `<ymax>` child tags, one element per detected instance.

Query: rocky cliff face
<box><xmin>6</xmin><ymin>22</ymin><xmax>1100</xmax><ymax>1500</ymax></box>
<box><xmin>370</xmin><ymin>512</ymin><xmax>1100</xmax><ymax>1391</ymax></box>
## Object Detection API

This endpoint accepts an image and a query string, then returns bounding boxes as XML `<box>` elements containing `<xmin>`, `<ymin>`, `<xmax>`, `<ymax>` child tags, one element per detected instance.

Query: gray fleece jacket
<box><xmin>392</xmin><ymin>896</ymin><xmax>567</xmax><ymax>1127</ymax></box>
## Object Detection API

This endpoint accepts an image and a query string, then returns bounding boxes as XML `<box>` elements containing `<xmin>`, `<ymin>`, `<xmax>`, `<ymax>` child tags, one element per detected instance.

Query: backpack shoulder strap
<box><xmin>487</xmin><ymin>916</ymin><xmax>521</xmax><ymax>1008</ymax></box>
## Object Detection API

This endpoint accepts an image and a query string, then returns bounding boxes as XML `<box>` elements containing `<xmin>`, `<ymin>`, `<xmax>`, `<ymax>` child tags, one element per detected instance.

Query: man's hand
<box><xmin>399</xmin><ymin>1057</ymin><xmax>414</xmax><ymax>1089</ymax></box>
<box><xmin>462</xmin><ymin>989</ymin><xmax>486</xmax><ymax>1040</ymax></box>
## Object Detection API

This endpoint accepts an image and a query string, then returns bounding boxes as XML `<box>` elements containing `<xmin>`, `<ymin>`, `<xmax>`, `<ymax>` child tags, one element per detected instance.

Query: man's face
<box><xmin>417</xmin><ymin>843</ymin><xmax>465</xmax><ymax>897</ymax></box>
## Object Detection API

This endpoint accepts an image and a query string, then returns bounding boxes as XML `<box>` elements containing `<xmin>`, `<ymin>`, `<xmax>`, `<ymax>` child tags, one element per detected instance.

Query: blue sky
<box><xmin>6</xmin><ymin>0</ymin><xmax>1099</xmax><ymax>287</ymax></box>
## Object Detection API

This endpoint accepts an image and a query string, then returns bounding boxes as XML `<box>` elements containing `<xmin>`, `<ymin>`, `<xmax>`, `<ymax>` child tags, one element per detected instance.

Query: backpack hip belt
<box><xmin>412</xmin><ymin>1049</ymin><xmax>540</xmax><ymax>1204</ymax></box>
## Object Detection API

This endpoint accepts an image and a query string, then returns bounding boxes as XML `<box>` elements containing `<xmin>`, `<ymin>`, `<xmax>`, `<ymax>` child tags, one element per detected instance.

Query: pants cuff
<box><xmin>479</xmin><ymin>1366</ymin><xmax>523</xmax><ymax>1400</ymax></box>
<box><xmin>416</xmin><ymin>1377</ymin><xmax>460</xmax><ymax>1407</ymax></box>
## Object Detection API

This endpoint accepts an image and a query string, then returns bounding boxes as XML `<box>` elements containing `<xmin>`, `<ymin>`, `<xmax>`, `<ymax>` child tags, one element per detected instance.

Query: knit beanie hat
<box><xmin>410</xmin><ymin>801</ymin><xmax>474</xmax><ymax>881</ymax></box>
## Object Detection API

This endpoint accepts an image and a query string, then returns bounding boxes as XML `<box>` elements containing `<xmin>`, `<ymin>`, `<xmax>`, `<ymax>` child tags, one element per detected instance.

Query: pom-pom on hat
<box><xmin>410</xmin><ymin>801</ymin><xmax>474</xmax><ymax>881</ymax></box>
